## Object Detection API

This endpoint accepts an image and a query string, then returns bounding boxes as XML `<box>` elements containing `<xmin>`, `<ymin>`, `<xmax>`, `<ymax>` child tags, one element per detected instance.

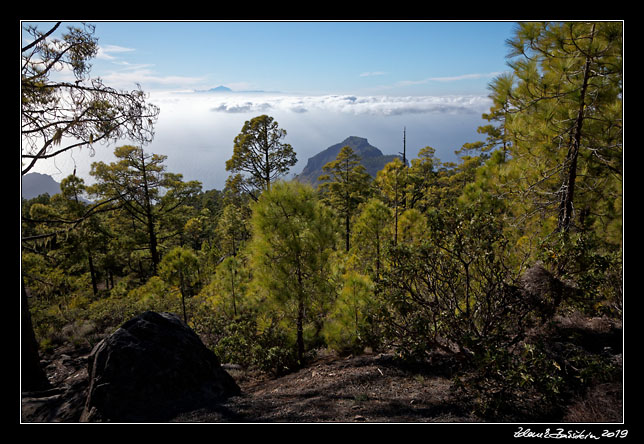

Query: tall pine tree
<box><xmin>318</xmin><ymin>145</ymin><xmax>372</xmax><ymax>251</ymax></box>
<box><xmin>249</xmin><ymin>181</ymin><xmax>337</xmax><ymax>365</ymax></box>
<box><xmin>225</xmin><ymin>115</ymin><xmax>297</xmax><ymax>200</ymax></box>
<box><xmin>495</xmin><ymin>22</ymin><xmax>622</xmax><ymax>240</ymax></box>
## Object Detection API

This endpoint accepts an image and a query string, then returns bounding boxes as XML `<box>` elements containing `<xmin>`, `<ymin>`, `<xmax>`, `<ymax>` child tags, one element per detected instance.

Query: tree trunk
<box><xmin>21</xmin><ymin>280</ymin><xmax>50</xmax><ymax>392</ymax></box>
<box><xmin>181</xmin><ymin>291</ymin><xmax>188</xmax><ymax>324</ymax></box>
<box><xmin>345</xmin><ymin>213</ymin><xmax>350</xmax><ymax>252</ymax></box>
<box><xmin>393</xmin><ymin>179</ymin><xmax>399</xmax><ymax>247</ymax></box>
<box><xmin>88</xmin><ymin>250</ymin><xmax>98</xmax><ymax>297</ymax></box>
<box><xmin>147</xmin><ymin>212</ymin><xmax>159</xmax><ymax>274</ymax></box>
<box><xmin>264</xmin><ymin>124</ymin><xmax>271</xmax><ymax>191</ymax></box>
<box><xmin>141</xmin><ymin>160</ymin><xmax>159</xmax><ymax>274</ymax></box>
<box><xmin>557</xmin><ymin>23</ymin><xmax>595</xmax><ymax>234</ymax></box>
<box><xmin>296</xmin><ymin>264</ymin><xmax>305</xmax><ymax>366</ymax></box>
<box><xmin>231</xmin><ymin>267</ymin><xmax>237</xmax><ymax>317</ymax></box>
<box><xmin>375</xmin><ymin>231</ymin><xmax>381</xmax><ymax>285</ymax></box>
<box><xmin>296</xmin><ymin>296</ymin><xmax>304</xmax><ymax>366</ymax></box>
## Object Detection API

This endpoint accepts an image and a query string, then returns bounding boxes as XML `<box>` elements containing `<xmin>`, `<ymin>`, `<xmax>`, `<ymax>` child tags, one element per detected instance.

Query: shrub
<box><xmin>380</xmin><ymin>206</ymin><xmax>532</xmax><ymax>361</ymax></box>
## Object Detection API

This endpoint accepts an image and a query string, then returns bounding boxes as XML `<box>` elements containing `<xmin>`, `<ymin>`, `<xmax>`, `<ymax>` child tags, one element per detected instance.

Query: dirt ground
<box><xmin>172</xmin><ymin>351</ymin><xmax>476</xmax><ymax>423</ymax></box>
<box><xmin>21</xmin><ymin>346</ymin><xmax>477</xmax><ymax>423</ymax></box>
<box><xmin>172</xmin><ymin>314</ymin><xmax>624</xmax><ymax>424</ymax></box>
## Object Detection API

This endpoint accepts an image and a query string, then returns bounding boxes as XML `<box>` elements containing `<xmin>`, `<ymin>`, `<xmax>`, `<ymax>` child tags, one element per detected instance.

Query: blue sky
<box><xmin>23</xmin><ymin>21</ymin><xmax>518</xmax><ymax>190</ymax></box>
<box><xmin>85</xmin><ymin>21</ymin><xmax>516</xmax><ymax>95</ymax></box>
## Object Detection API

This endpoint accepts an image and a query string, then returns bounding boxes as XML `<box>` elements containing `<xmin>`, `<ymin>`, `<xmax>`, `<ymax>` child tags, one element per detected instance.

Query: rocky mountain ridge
<box><xmin>22</xmin><ymin>172</ymin><xmax>61</xmax><ymax>200</ymax></box>
<box><xmin>296</xmin><ymin>136</ymin><xmax>402</xmax><ymax>186</ymax></box>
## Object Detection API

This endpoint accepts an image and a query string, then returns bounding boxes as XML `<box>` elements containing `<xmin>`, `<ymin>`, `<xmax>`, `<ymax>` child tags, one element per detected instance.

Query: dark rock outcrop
<box><xmin>519</xmin><ymin>263</ymin><xmax>582</xmax><ymax>322</ymax></box>
<box><xmin>296</xmin><ymin>136</ymin><xmax>403</xmax><ymax>186</ymax></box>
<box><xmin>80</xmin><ymin>311</ymin><xmax>240</xmax><ymax>422</ymax></box>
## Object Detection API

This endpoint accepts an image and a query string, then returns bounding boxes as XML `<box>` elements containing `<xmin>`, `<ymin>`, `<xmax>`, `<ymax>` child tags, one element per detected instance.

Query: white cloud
<box><xmin>94</xmin><ymin>44</ymin><xmax>208</xmax><ymax>91</ymax></box>
<box><xmin>100</xmin><ymin>68</ymin><xmax>208</xmax><ymax>90</ymax></box>
<box><xmin>359</xmin><ymin>71</ymin><xmax>386</xmax><ymax>77</ymax></box>
<box><xmin>96</xmin><ymin>44</ymin><xmax>136</xmax><ymax>61</ymax></box>
<box><xmin>429</xmin><ymin>72</ymin><xmax>505</xmax><ymax>82</ymax></box>
<box><xmin>206</xmin><ymin>93</ymin><xmax>492</xmax><ymax>117</ymax></box>
<box><xmin>397</xmin><ymin>71</ymin><xmax>505</xmax><ymax>87</ymax></box>
<box><xmin>147</xmin><ymin>91</ymin><xmax>492</xmax><ymax>189</ymax></box>
<box><xmin>211</xmin><ymin>101</ymin><xmax>273</xmax><ymax>113</ymax></box>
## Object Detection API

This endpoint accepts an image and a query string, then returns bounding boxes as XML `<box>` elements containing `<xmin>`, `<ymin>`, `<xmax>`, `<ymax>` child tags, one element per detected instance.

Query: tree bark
<box><xmin>296</xmin><ymin>264</ymin><xmax>305</xmax><ymax>366</ymax></box>
<box><xmin>21</xmin><ymin>280</ymin><xmax>50</xmax><ymax>392</ymax></box>
<box><xmin>264</xmin><ymin>123</ymin><xmax>271</xmax><ymax>191</ymax></box>
<box><xmin>88</xmin><ymin>250</ymin><xmax>98</xmax><ymax>296</ymax></box>
<box><xmin>345</xmin><ymin>213</ymin><xmax>350</xmax><ymax>252</ymax></box>
<box><xmin>296</xmin><ymin>296</ymin><xmax>305</xmax><ymax>366</ymax></box>
<box><xmin>140</xmin><ymin>149</ymin><xmax>160</xmax><ymax>273</ymax></box>
<box><xmin>557</xmin><ymin>23</ymin><xmax>595</xmax><ymax>234</ymax></box>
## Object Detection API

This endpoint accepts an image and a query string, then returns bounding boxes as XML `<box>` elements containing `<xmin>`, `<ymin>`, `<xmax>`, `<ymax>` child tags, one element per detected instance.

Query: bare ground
<box><xmin>172</xmin><ymin>351</ymin><xmax>476</xmax><ymax>423</ymax></box>
<box><xmin>21</xmin><ymin>346</ymin><xmax>477</xmax><ymax>423</ymax></box>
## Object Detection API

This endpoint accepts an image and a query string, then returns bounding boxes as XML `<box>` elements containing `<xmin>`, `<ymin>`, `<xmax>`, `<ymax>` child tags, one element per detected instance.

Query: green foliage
<box><xmin>249</xmin><ymin>181</ymin><xmax>338</xmax><ymax>364</ymax></box>
<box><xmin>216</xmin><ymin>203</ymin><xmax>251</xmax><ymax>257</ymax></box>
<box><xmin>225</xmin><ymin>115</ymin><xmax>297</xmax><ymax>198</ymax></box>
<box><xmin>351</xmin><ymin>198</ymin><xmax>392</xmax><ymax>282</ymax></box>
<box><xmin>190</xmin><ymin>296</ymin><xmax>298</xmax><ymax>375</ymax></box>
<box><xmin>21</xmin><ymin>23</ymin><xmax>159</xmax><ymax>176</ymax></box>
<box><xmin>457</xmin><ymin>333</ymin><xmax>618</xmax><ymax>419</ymax></box>
<box><xmin>199</xmin><ymin>254</ymin><xmax>250</xmax><ymax>319</ymax></box>
<box><xmin>397</xmin><ymin>208</ymin><xmax>427</xmax><ymax>246</ymax></box>
<box><xmin>323</xmin><ymin>271</ymin><xmax>376</xmax><ymax>354</ymax></box>
<box><xmin>159</xmin><ymin>246</ymin><xmax>200</xmax><ymax>322</ymax></box>
<box><xmin>318</xmin><ymin>145</ymin><xmax>372</xmax><ymax>251</ymax></box>
<box><xmin>405</xmin><ymin>146</ymin><xmax>439</xmax><ymax>211</ymax></box>
<box><xmin>540</xmin><ymin>231</ymin><xmax>622</xmax><ymax>316</ymax></box>
<box><xmin>380</xmin><ymin>204</ymin><xmax>532</xmax><ymax>361</ymax></box>
<box><xmin>374</xmin><ymin>158</ymin><xmax>407</xmax><ymax>244</ymax></box>
<box><xmin>212</xmin><ymin>314</ymin><xmax>298</xmax><ymax>375</ymax></box>
<box><xmin>492</xmin><ymin>22</ymin><xmax>622</xmax><ymax>239</ymax></box>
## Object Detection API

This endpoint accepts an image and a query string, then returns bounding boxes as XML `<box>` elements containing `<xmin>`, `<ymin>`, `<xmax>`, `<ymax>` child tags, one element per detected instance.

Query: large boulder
<box><xmin>519</xmin><ymin>263</ymin><xmax>580</xmax><ymax>321</ymax></box>
<box><xmin>80</xmin><ymin>311</ymin><xmax>240</xmax><ymax>422</ymax></box>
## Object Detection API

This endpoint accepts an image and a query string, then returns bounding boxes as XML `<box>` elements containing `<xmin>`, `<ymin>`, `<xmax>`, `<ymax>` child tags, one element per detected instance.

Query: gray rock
<box><xmin>519</xmin><ymin>263</ymin><xmax>578</xmax><ymax>320</ymax></box>
<box><xmin>296</xmin><ymin>136</ymin><xmax>403</xmax><ymax>186</ymax></box>
<box><xmin>80</xmin><ymin>311</ymin><xmax>240</xmax><ymax>422</ymax></box>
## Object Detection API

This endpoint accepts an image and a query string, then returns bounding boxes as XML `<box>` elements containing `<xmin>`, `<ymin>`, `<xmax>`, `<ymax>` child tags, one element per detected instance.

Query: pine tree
<box><xmin>351</xmin><ymin>198</ymin><xmax>392</xmax><ymax>285</ymax></box>
<box><xmin>90</xmin><ymin>145</ymin><xmax>201</xmax><ymax>275</ymax></box>
<box><xmin>249</xmin><ymin>181</ymin><xmax>337</xmax><ymax>365</ymax></box>
<box><xmin>374</xmin><ymin>158</ymin><xmax>407</xmax><ymax>246</ymax></box>
<box><xmin>496</xmin><ymin>22</ymin><xmax>622</xmax><ymax>239</ymax></box>
<box><xmin>318</xmin><ymin>145</ymin><xmax>372</xmax><ymax>251</ymax></box>
<box><xmin>21</xmin><ymin>22</ymin><xmax>159</xmax><ymax>390</ymax></box>
<box><xmin>21</xmin><ymin>23</ymin><xmax>159</xmax><ymax>176</ymax></box>
<box><xmin>225</xmin><ymin>115</ymin><xmax>297</xmax><ymax>200</ymax></box>
<box><xmin>159</xmin><ymin>246</ymin><xmax>199</xmax><ymax>323</ymax></box>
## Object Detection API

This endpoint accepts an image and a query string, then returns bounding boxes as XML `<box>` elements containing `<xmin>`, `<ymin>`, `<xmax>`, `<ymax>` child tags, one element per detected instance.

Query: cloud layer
<box><xmin>31</xmin><ymin>90</ymin><xmax>493</xmax><ymax>192</ymax></box>
<box><xmin>204</xmin><ymin>93</ymin><xmax>492</xmax><ymax>117</ymax></box>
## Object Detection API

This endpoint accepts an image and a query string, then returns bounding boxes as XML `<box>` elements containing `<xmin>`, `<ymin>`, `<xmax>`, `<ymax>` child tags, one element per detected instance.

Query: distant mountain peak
<box><xmin>336</xmin><ymin>136</ymin><xmax>383</xmax><ymax>158</ymax></box>
<box><xmin>193</xmin><ymin>85</ymin><xmax>280</xmax><ymax>94</ymax></box>
<box><xmin>208</xmin><ymin>85</ymin><xmax>232</xmax><ymax>92</ymax></box>
<box><xmin>22</xmin><ymin>172</ymin><xmax>61</xmax><ymax>200</ymax></box>
<box><xmin>296</xmin><ymin>137</ymin><xmax>401</xmax><ymax>186</ymax></box>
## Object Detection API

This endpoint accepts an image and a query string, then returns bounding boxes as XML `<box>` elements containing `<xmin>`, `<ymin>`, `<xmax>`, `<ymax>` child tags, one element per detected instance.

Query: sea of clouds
<box><xmin>205</xmin><ymin>93</ymin><xmax>491</xmax><ymax>116</ymax></box>
<box><xmin>28</xmin><ymin>91</ymin><xmax>493</xmax><ymax>191</ymax></box>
